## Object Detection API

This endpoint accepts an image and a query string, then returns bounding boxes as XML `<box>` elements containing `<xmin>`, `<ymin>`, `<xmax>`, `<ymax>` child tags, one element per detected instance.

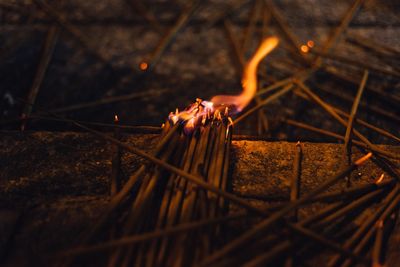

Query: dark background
<box><xmin>1</xmin><ymin>0</ymin><xmax>399</xmax><ymax>142</ymax></box>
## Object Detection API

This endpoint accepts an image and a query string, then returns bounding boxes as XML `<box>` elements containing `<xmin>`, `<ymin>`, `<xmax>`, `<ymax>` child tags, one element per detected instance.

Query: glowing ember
<box><xmin>168</xmin><ymin>36</ymin><xmax>279</xmax><ymax>133</ymax></box>
<box><xmin>300</xmin><ymin>45</ymin><xmax>309</xmax><ymax>53</ymax></box>
<box><xmin>139</xmin><ymin>61</ymin><xmax>149</xmax><ymax>71</ymax></box>
<box><xmin>307</xmin><ymin>40</ymin><xmax>315</xmax><ymax>48</ymax></box>
<box><xmin>374</xmin><ymin>173</ymin><xmax>385</xmax><ymax>184</ymax></box>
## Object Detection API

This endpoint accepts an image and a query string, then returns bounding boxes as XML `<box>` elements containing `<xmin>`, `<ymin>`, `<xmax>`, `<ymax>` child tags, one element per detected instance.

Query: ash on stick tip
<box><xmin>355</xmin><ymin>152</ymin><xmax>373</xmax><ymax>166</ymax></box>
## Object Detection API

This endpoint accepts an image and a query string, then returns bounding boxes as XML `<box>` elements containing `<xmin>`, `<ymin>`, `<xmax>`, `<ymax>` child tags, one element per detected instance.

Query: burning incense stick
<box><xmin>110</xmin><ymin>115</ymin><xmax>121</xmax><ymax>196</ymax></box>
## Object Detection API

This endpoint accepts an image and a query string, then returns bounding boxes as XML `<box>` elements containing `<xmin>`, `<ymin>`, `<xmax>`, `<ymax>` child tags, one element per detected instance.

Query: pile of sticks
<box><xmin>59</xmin><ymin>110</ymin><xmax>232</xmax><ymax>266</ymax></box>
<box><xmin>201</xmin><ymin>164</ymin><xmax>400</xmax><ymax>267</ymax></box>
<box><xmin>55</xmin><ymin>119</ymin><xmax>399</xmax><ymax>266</ymax></box>
<box><xmin>1</xmin><ymin>0</ymin><xmax>400</xmax><ymax>266</ymax></box>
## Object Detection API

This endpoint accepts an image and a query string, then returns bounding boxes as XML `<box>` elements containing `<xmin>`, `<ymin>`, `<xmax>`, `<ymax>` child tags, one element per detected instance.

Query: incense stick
<box><xmin>201</xmin><ymin>153</ymin><xmax>372</xmax><ymax>265</ymax></box>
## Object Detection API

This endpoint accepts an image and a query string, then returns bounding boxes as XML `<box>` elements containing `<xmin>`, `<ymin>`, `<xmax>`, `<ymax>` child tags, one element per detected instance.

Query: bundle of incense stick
<box><xmin>56</xmin><ymin>121</ymin><xmax>399</xmax><ymax>267</ymax></box>
<box><xmin>101</xmin><ymin>109</ymin><xmax>233</xmax><ymax>266</ymax></box>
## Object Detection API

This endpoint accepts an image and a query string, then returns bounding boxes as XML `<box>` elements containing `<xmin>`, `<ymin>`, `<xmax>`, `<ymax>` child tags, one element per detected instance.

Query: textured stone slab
<box><xmin>0</xmin><ymin>131</ymin><xmax>399</xmax><ymax>266</ymax></box>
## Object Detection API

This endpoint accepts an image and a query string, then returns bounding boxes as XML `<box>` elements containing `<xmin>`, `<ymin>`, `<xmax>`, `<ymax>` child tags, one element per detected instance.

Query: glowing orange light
<box><xmin>307</xmin><ymin>40</ymin><xmax>314</xmax><ymax>48</ymax></box>
<box><xmin>300</xmin><ymin>45</ymin><xmax>309</xmax><ymax>53</ymax></box>
<box><xmin>167</xmin><ymin>37</ymin><xmax>279</xmax><ymax>133</ymax></box>
<box><xmin>226</xmin><ymin>117</ymin><xmax>234</xmax><ymax>139</ymax></box>
<box><xmin>355</xmin><ymin>152</ymin><xmax>372</xmax><ymax>166</ymax></box>
<box><xmin>114</xmin><ymin>115</ymin><xmax>119</xmax><ymax>122</ymax></box>
<box><xmin>374</xmin><ymin>174</ymin><xmax>384</xmax><ymax>185</ymax></box>
<box><xmin>211</xmin><ymin>36</ymin><xmax>279</xmax><ymax>112</ymax></box>
<box><xmin>228</xmin><ymin>117</ymin><xmax>234</xmax><ymax>127</ymax></box>
<box><xmin>139</xmin><ymin>62</ymin><xmax>149</xmax><ymax>71</ymax></box>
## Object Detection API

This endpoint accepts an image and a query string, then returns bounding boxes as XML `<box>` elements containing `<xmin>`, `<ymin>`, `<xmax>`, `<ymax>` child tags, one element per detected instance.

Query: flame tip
<box><xmin>211</xmin><ymin>36</ymin><xmax>279</xmax><ymax>112</ymax></box>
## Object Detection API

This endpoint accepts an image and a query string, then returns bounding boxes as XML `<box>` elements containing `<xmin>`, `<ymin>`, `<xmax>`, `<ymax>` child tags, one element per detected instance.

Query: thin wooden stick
<box><xmin>372</xmin><ymin>220</ymin><xmax>384</xmax><ymax>267</ymax></box>
<box><xmin>296</xmin><ymin>81</ymin><xmax>400</xmax><ymax>159</ymax></box>
<box><xmin>298</xmin><ymin>80</ymin><xmax>400</xmax><ymax>125</ymax></box>
<box><xmin>293</xmin><ymin>89</ymin><xmax>400</xmax><ymax>143</ymax></box>
<box><xmin>110</xmin><ymin>115</ymin><xmax>121</xmax><ymax>196</ymax></box>
<box><xmin>33</xmin><ymin>0</ymin><xmax>110</xmax><ymax>64</ymax></box>
<box><xmin>261</xmin><ymin>3</ymin><xmax>271</xmax><ymax>38</ymax></box>
<box><xmin>74</xmin><ymin>123</ymin><xmax>179</xmax><ymax>246</ymax></box>
<box><xmin>311</xmin><ymin>49</ymin><xmax>400</xmax><ymax>78</ymax></box>
<box><xmin>234</xmin><ymin>84</ymin><xmax>294</xmax><ymax>124</ymax></box>
<box><xmin>335</xmin><ymin>109</ymin><xmax>400</xmax><ymax>144</ymax></box>
<box><xmin>24</xmin><ymin>115</ymin><xmax>162</xmax><ymax>133</ymax></box>
<box><xmin>255</xmin><ymin>68</ymin><xmax>315</xmax><ymax>97</ymax></box>
<box><xmin>57</xmin><ymin>213</ymin><xmax>245</xmax><ymax>257</ymax></box>
<box><xmin>340</xmin><ymin>190</ymin><xmax>400</xmax><ymax>267</ymax></box>
<box><xmin>126</xmin><ymin>0</ymin><xmax>162</xmax><ymax>33</ymax></box>
<box><xmin>200</xmin><ymin>153</ymin><xmax>372</xmax><ymax>265</ymax></box>
<box><xmin>286</xmin><ymin>117</ymin><xmax>400</xmax><ymax>175</ymax></box>
<box><xmin>204</xmin><ymin>0</ymin><xmax>252</xmax><ymax>28</ymax></box>
<box><xmin>263</xmin><ymin>0</ymin><xmax>308</xmax><ymax>64</ymax></box>
<box><xmin>313</xmin><ymin>179</ymin><xmax>395</xmax><ymax>203</ymax></box>
<box><xmin>238</xmin><ymin>178</ymin><xmax>394</xmax><ymax>205</ymax></box>
<box><xmin>313</xmin><ymin>0</ymin><xmax>365</xmax><ymax>66</ymax></box>
<box><xmin>21</xmin><ymin>24</ymin><xmax>59</xmax><ymax>131</ymax></box>
<box><xmin>139</xmin><ymin>0</ymin><xmax>200</xmax><ymax>71</ymax></box>
<box><xmin>288</xmin><ymin>224</ymin><xmax>370</xmax><ymax>265</ymax></box>
<box><xmin>328</xmin><ymin>185</ymin><xmax>400</xmax><ymax>267</ymax></box>
<box><xmin>290</xmin><ymin>141</ymin><xmax>302</xmax><ymax>221</ymax></box>
<box><xmin>285</xmin><ymin>141</ymin><xmax>302</xmax><ymax>267</ymax></box>
<box><xmin>241</xmin><ymin>0</ymin><xmax>261</xmax><ymax>54</ymax></box>
<box><xmin>322</xmin><ymin>66</ymin><xmax>400</xmax><ymax>106</ymax></box>
<box><xmin>48</xmin><ymin>89</ymin><xmax>167</xmax><ymax>113</ymax></box>
<box><xmin>313</xmin><ymin>189</ymin><xmax>385</xmax><ymax>229</ymax></box>
<box><xmin>242</xmin><ymin>199</ymin><xmax>372</xmax><ymax>267</ymax></box>
<box><xmin>343</xmin><ymin>70</ymin><xmax>369</xmax><ymax>186</ymax></box>
<box><xmin>66</xmin><ymin>118</ymin><xmax>267</xmax><ymax>216</ymax></box>
<box><xmin>286</xmin><ymin>119</ymin><xmax>361</xmax><ymax>145</ymax></box>
<box><xmin>346</xmin><ymin>33</ymin><xmax>400</xmax><ymax>58</ymax></box>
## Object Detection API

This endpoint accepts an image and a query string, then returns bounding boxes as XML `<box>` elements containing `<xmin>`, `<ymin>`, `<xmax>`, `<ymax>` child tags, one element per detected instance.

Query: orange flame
<box><xmin>211</xmin><ymin>36</ymin><xmax>279</xmax><ymax>112</ymax></box>
<box><xmin>167</xmin><ymin>37</ymin><xmax>278</xmax><ymax>134</ymax></box>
